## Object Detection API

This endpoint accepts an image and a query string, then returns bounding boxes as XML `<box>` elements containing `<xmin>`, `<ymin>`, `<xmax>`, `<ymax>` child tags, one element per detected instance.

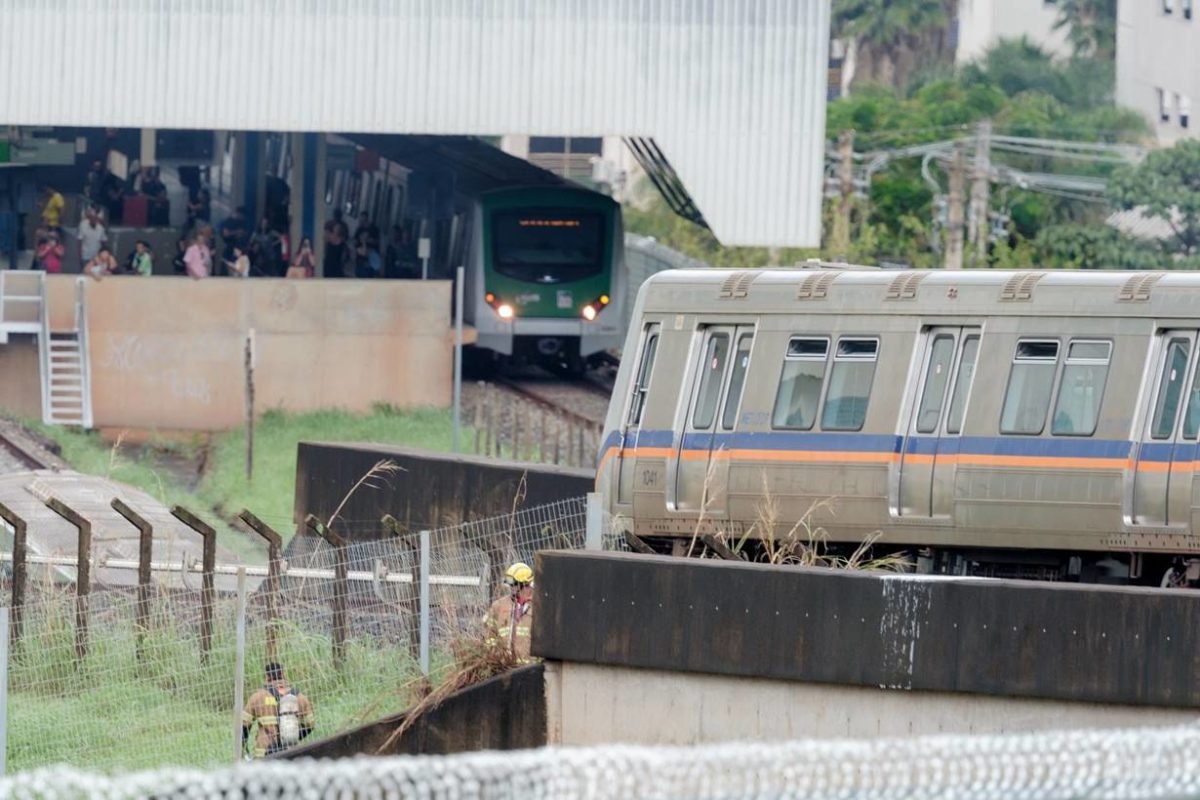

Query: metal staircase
<box><xmin>42</xmin><ymin>278</ymin><xmax>93</xmax><ymax>427</ymax></box>
<box><xmin>0</xmin><ymin>271</ymin><xmax>93</xmax><ymax>428</ymax></box>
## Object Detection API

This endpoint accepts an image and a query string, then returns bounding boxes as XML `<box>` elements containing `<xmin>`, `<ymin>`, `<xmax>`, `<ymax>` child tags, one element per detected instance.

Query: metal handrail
<box><xmin>74</xmin><ymin>277</ymin><xmax>93</xmax><ymax>428</ymax></box>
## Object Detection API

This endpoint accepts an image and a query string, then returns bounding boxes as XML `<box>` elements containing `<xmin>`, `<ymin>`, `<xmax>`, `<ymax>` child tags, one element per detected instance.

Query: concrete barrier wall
<box><xmin>533</xmin><ymin>551</ymin><xmax>1200</xmax><ymax>709</ymax></box>
<box><xmin>45</xmin><ymin>275</ymin><xmax>454</xmax><ymax>431</ymax></box>
<box><xmin>293</xmin><ymin>443</ymin><xmax>594</xmax><ymax>536</ymax></box>
<box><xmin>0</xmin><ymin>335</ymin><xmax>40</xmax><ymax>417</ymax></box>
<box><xmin>281</xmin><ymin>664</ymin><xmax>546</xmax><ymax>758</ymax></box>
<box><xmin>544</xmin><ymin>662</ymin><xmax>1193</xmax><ymax>746</ymax></box>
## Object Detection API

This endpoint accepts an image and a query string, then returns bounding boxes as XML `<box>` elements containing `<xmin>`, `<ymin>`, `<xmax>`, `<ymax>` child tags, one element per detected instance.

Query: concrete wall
<box><xmin>44</xmin><ymin>275</ymin><xmax>454</xmax><ymax>431</ymax></box>
<box><xmin>281</xmin><ymin>664</ymin><xmax>546</xmax><ymax>759</ymax></box>
<box><xmin>544</xmin><ymin>662</ymin><xmax>1194</xmax><ymax>746</ymax></box>
<box><xmin>0</xmin><ymin>335</ymin><xmax>40</xmax><ymax>417</ymax></box>
<box><xmin>293</xmin><ymin>443</ymin><xmax>594</xmax><ymax>535</ymax></box>
<box><xmin>534</xmin><ymin>551</ymin><xmax>1200</xmax><ymax>708</ymax></box>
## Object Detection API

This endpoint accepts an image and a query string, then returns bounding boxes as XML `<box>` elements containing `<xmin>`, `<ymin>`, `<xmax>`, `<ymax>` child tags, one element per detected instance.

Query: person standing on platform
<box><xmin>77</xmin><ymin>206</ymin><xmax>108</xmax><ymax>268</ymax></box>
<box><xmin>39</xmin><ymin>185</ymin><xmax>65</xmax><ymax>230</ymax></box>
<box><xmin>184</xmin><ymin>226</ymin><xmax>213</xmax><ymax>279</ymax></box>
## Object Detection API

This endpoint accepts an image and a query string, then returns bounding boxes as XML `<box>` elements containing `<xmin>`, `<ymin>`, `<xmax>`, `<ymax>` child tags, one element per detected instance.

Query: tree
<box><xmin>833</xmin><ymin>0</ymin><xmax>950</xmax><ymax>94</ymax></box>
<box><xmin>1108</xmin><ymin>140</ymin><xmax>1200</xmax><ymax>257</ymax></box>
<box><xmin>1034</xmin><ymin>224</ymin><xmax>1167</xmax><ymax>269</ymax></box>
<box><xmin>1052</xmin><ymin>0</ymin><xmax>1118</xmax><ymax>60</ymax></box>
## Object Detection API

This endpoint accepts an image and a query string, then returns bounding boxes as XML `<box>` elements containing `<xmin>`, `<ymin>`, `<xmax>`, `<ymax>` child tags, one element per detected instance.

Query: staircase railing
<box><xmin>38</xmin><ymin>272</ymin><xmax>51</xmax><ymax>425</ymax></box>
<box><xmin>73</xmin><ymin>277</ymin><xmax>93</xmax><ymax>428</ymax></box>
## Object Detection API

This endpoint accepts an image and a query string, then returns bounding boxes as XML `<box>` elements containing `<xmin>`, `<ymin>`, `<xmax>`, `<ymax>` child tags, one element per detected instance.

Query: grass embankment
<box><xmin>8</xmin><ymin>599</ymin><xmax>422</xmax><ymax>772</ymax></box>
<box><xmin>25</xmin><ymin>405</ymin><xmax>458</xmax><ymax>549</ymax></box>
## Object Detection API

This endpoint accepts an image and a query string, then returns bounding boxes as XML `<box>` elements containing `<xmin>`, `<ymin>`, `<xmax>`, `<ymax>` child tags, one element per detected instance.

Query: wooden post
<box><xmin>111</xmin><ymin>498</ymin><xmax>153</xmax><ymax>662</ymax></box>
<box><xmin>483</xmin><ymin>385</ymin><xmax>494</xmax><ymax>457</ymax></box>
<box><xmin>472</xmin><ymin>388</ymin><xmax>482</xmax><ymax>455</ymax></box>
<box><xmin>237</xmin><ymin>510</ymin><xmax>283</xmax><ymax>661</ymax></box>
<box><xmin>304</xmin><ymin>515</ymin><xmax>347</xmax><ymax>670</ymax></box>
<box><xmin>245</xmin><ymin>330</ymin><xmax>255</xmax><ymax>480</ymax></box>
<box><xmin>945</xmin><ymin>142</ymin><xmax>966</xmax><ymax>271</ymax></box>
<box><xmin>511</xmin><ymin>398</ymin><xmax>521</xmax><ymax>461</ymax></box>
<box><xmin>830</xmin><ymin>129</ymin><xmax>856</xmax><ymax>258</ymax></box>
<box><xmin>969</xmin><ymin>119</ymin><xmax>992</xmax><ymax>267</ymax></box>
<box><xmin>0</xmin><ymin>503</ymin><xmax>26</xmax><ymax>646</ymax></box>
<box><xmin>553</xmin><ymin>416</ymin><xmax>562</xmax><ymax>465</ymax></box>
<box><xmin>45</xmin><ymin>497</ymin><xmax>90</xmax><ymax>661</ymax></box>
<box><xmin>577</xmin><ymin>426</ymin><xmax>586</xmax><ymax>468</ymax></box>
<box><xmin>171</xmin><ymin>505</ymin><xmax>217</xmax><ymax>661</ymax></box>
<box><xmin>536</xmin><ymin>410</ymin><xmax>546</xmax><ymax>463</ymax></box>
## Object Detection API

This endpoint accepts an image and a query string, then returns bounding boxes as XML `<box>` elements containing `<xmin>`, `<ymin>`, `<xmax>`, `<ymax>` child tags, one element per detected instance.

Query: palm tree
<box><xmin>1050</xmin><ymin>0</ymin><xmax>1117</xmax><ymax>60</ymax></box>
<box><xmin>834</xmin><ymin>0</ymin><xmax>952</xmax><ymax>95</ymax></box>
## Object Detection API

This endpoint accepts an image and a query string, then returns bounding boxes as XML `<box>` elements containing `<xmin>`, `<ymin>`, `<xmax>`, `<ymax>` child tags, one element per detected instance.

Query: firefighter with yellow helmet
<box><xmin>485</xmin><ymin>562</ymin><xmax>535</xmax><ymax>661</ymax></box>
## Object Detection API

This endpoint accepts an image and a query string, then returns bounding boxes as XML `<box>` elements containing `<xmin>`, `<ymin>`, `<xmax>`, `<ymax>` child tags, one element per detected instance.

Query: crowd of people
<box><xmin>29</xmin><ymin>169</ymin><xmax>426</xmax><ymax>281</ymax></box>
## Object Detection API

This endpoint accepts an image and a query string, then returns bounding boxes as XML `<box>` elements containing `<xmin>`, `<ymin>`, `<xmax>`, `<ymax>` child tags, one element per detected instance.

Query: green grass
<box><xmin>22</xmin><ymin>405</ymin><xmax>460</xmax><ymax>550</ymax></box>
<box><xmin>196</xmin><ymin>405</ymin><xmax>460</xmax><ymax>540</ymax></box>
<box><xmin>8</xmin><ymin>594</ymin><xmax>423</xmax><ymax>772</ymax></box>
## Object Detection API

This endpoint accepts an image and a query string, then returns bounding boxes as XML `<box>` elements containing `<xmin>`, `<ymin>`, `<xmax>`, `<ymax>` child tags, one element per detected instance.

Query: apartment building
<box><xmin>1116</xmin><ymin>0</ymin><xmax>1198</xmax><ymax>141</ymax></box>
<box><xmin>955</xmin><ymin>0</ymin><xmax>1072</xmax><ymax>62</ymax></box>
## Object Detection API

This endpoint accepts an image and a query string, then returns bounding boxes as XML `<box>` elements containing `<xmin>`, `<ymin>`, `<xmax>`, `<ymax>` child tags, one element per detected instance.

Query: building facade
<box><xmin>955</xmin><ymin>0</ymin><xmax>1072</xmax><ymax>63</ymax></box>
<box><xmin>1116</xmin><ymin>0</ymin><xmax>1197</xmax><ymax>142</ymax></box>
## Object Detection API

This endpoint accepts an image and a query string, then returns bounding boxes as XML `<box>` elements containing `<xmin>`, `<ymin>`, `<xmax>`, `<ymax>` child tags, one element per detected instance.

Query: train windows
<box><xmin>772</xmin><ymin>338</ymin><xmax>829</xmax><ymax>430</ymax></box>
<box><xmin>821</xmin><ymin>338</ymin><xmax>879</xmax><ymax>431</ymax></box>
<box><xmin>916</xmin><ymin>335</ymin><xmax>956</xmax><ymax>433</ymax></box>
<box><xmin>1051</xmin><ymin>340</ymin><xmax>1112</xmax><ymax>436</ymax></box>
<box><xmin>1183</xmin><ymin>358</ymin><xmax>1200</xmax><ymax>439</ymax></box>
<box><xmin>1152</xmin><ymin>338</ymin><xmax>1191</xmax><ymax>439</ymax></box>
<box><xmin>1000</xmin><ymin>340</ymin><xmax>1060</xmax><ymax>435</ymax></box>
<box><xmin>946</xmin><ymin>336</ymin><xmax>980</xmax><ymax>434</ymax></box>
<box><xmin>692</xmin><ymin>333</ymin><xmax>731</xmax><ymax>430</ymax></box>
<box><xmin>721</xmin><ymin>335</ymin><xmax>754</xmax><ymax>430</ymax></box>
<box><xmin>490</xmin><ymin>209</ymin><xmax>606</xmax><ymax>283</ymax></box>
<box><xmin>627</xmin><ymin>332</ymin><xmax>659</xmax><ymax>427</ymax></box>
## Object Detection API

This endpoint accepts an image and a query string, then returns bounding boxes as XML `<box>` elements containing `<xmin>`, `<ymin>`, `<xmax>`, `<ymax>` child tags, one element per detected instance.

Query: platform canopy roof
<box><xmin>0</xmin><ymin>0</ymin><xmax>831</xmax><ymax>247</ymax></box>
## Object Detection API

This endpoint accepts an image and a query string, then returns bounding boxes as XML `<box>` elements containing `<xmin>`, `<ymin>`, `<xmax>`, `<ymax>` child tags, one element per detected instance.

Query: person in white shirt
<box><xmin>77</xmin><ymin>206</ymin><xmax>108</xmax><ymax>266</ymax></box>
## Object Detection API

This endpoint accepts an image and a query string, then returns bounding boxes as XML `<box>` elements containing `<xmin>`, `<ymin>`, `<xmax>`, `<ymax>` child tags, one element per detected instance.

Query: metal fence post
<box><xmin>453</xmin><ymin>264</ymin><xmax>464</xmax><ymax>453</ymax></box>
<box><xmin>45</xmin><ymin>497</ymin><xmax>90</xmax><ymax>661</ymax></box>
<box><xmin>111</xmin><ymin>499</ymin><xmax>153</xmax><ymax>662</ymax></box>
<box><xmin>232</xmin><ymin>567</ymin><xmax>247</xmax><ymax>765</ymax></box>
<box><xmin>0</xmin><ymin>504</ymin><xmax>26</xmax><ymax>646</ymax></box>
<box><xmin>419</xmin><ymin>529</ymin><xmax>430</xmax><ymax>676</ymax></box>
<box><xmin>585</xmin><ymin>492</ymin><xmax>603</xmax><ymax>551</ymax></box>
<box><xmin>237</xmin><ymin>510</ymin><xmax>283</xmax><ymax>660</ymax></box>
<box><xmin>171</xmin><ymin>505</ymin><xmax>217</xmax><ymax>661</ymax></box>
<box><xmin>304</xmin><ymin>515</ymin><xmax>347</xmax><ymax>670</ymax></box>
<box><xmin>0</xmin><ymin>606</ymin><xmax>8</xmax><ymax>775</ymax></box>
<box><xmin>383</xmin><ymin>515</ymin><xmax>421</xmax><ymax>664</ymax></box>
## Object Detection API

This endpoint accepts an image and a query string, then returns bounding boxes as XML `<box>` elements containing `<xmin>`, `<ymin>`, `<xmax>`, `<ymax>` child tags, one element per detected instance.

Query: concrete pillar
<box><xmin>288</xmin><ymin>132</ymin><xmax>306</xmax><ymax>256</ymax></box>
<box><xmin>139</xmin><ymin>129</ymin><xmax>156</xmax><ymax>167</ymax></box>
<box><xmin>311</xmin><ymin>134</ymin><xmax>327</xmax><ymax>278</ymax></box>
<box><xmin>232</xmin><ymin>131</ymin><xmax>267</xmax><ymax>224</ymax></box>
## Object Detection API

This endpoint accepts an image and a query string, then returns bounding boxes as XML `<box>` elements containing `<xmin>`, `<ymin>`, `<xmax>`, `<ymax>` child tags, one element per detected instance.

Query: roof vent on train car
<box><xmin>999</xmin><ymin>272</ymin><xmax>1045</xmax><ymax>301</ymax></box>
<box><xmin>796</xmin><ymin>271</ymin><xmax>838</xmax><ymax>300</ymax></box>
<box><xmin>718</xmin><ymin>271</ymin><xmax>759</xmax><ymax>299</ymax></box>
<box><xmin>885</xmin><ymin>272</ymin><xmax>927</xmax><ymax>300</ymax></box>
<box><xmin>1118</xmin><ymin>273</ymin><xmax>1162</xmax><ymax>302</ymax></box>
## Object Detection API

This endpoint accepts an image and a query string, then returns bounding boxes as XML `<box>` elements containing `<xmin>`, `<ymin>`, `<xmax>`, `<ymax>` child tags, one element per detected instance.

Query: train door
<box><xmin>672</xmin><ymin>326</ymin><xmax>754</xmax><ymax>514</ymax></box>
<box><xmin>616</xmin><ymin>324</ymin><xmax>661</xmax><ymax>505</ymax></box>
<box><xmin>897</xmin><ymin>327</ymin><xmax>980</xmax><ymax>518</ymax></box>
<box><xmin>1131</xmin><ymin>331</ymin><xmax>1199</xmax><ymax>527</ymax></box>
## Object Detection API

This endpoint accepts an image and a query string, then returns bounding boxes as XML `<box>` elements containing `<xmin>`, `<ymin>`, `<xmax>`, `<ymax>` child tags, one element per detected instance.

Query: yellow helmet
<box><xmin>505</xmin><ymin>562</ymin><xmax>534</xmax><ymax>586</ymax></box>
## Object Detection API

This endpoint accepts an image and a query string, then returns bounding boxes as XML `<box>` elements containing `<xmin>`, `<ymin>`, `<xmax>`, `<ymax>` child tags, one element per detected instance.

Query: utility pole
<box><xmin>968</xmin><ymin>119</ymin><xmax>992</xmax><ymax>267</ymax></box>
<box><xmin>830</xmin><ymin>129</ymin><xmax>855</xmax><ymax>257</ymax></box>
<box><xmin>944</xmin><ymin>143</ymin><xmax>966</xmax><ymax>271</ymax></box>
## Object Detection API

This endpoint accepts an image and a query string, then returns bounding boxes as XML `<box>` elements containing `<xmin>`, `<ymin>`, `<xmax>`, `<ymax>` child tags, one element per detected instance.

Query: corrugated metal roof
<box><xmin>0</xmin><ymin>0</ymin><xmax>830</xmax><ymax>247</ymax></box>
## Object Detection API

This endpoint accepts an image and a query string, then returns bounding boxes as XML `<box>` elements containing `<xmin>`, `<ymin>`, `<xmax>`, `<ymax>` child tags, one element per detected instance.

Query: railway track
<box><xmin>491</xmin><ymin>372</ymin><xmax>613</xmax><ymax>431</ymax></box>
<box><xmin>0</xmin><ymin>421</ymin><xmax>58</xmax><ymax>474</ymax></box>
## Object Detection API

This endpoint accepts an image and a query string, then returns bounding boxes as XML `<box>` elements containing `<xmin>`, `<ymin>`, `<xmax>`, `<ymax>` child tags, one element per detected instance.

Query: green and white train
<box><xmin>463</xmin><ymin>186</ymin><xmax>626</xmax><ymax>373</ymax></box>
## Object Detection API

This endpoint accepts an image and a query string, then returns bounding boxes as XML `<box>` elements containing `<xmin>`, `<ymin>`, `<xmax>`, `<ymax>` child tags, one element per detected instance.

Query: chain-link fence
<box><xmin>0</xmin><ymin>495</ymin><xmax>609</xmax><ymax>773</ymax></box>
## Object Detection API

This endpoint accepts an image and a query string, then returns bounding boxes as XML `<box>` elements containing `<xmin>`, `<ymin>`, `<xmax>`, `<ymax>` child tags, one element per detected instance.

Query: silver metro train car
<box><xmin>598</xmin><ymin>268</ymin><xmax>1200</xmax><ymax>587</ymax></box>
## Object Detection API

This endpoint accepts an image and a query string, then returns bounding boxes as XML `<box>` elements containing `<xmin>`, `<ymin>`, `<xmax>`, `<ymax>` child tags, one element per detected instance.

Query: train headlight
<box><xmin>497</xmin><ymin>303</ymin><xmax>515</xmax><ymax>320</ymax></box>
<box><xmin>485</xmin><ymin>292</ymin><xmax>496</xmax><ymax>304</ymax></box>
<box><xmin>599</xmin><ymin>294</ymin><xmax>610</xmax><ymax>306</ymax></box>
<box><xmin>581</xmin><ymin>304</ymin><xmax>598</xmax><ymax>321</ymax></box>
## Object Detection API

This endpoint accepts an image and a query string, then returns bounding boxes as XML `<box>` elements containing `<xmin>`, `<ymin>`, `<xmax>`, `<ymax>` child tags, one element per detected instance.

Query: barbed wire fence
<box><xmin>0</xmin><ymin>493</ymin><xmax>613</xmax><ymax>774</ymax></box>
